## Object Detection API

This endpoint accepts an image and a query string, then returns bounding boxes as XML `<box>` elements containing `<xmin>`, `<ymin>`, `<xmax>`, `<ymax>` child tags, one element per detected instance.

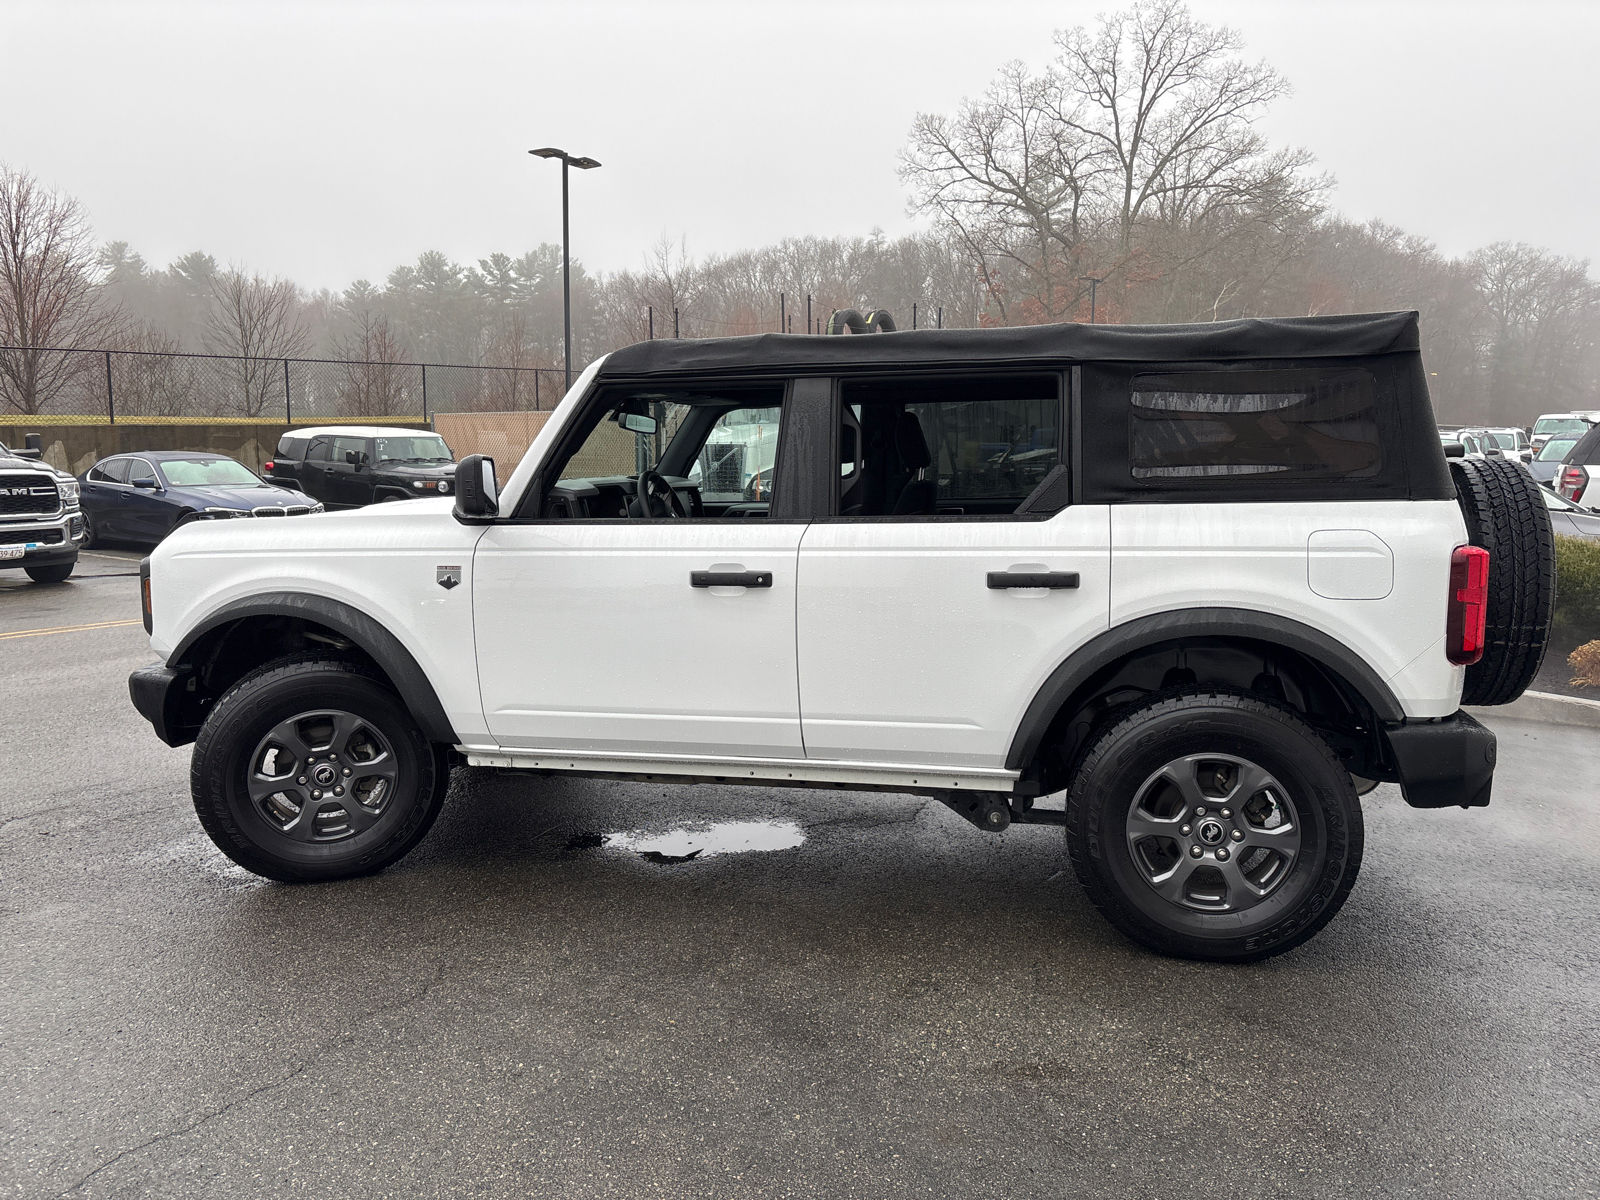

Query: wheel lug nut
<box><xmin>1220</xmin><ymin>808</ymin><xmax>1231</xmax><ymax>818</ymax></box>
<box><xmin>1232</xmin><ymin>829</ymin><xmax>1245</xmax><ymax>842</ymax></box>
<box><xmin>1194</xmin><ymin>806</ymin><xmax>1207</xmax><ymax>816</ymax></box>
<box><xmin>311</xmin><ymin>789</ymin><xmax>322</xmax><ymax>799</ymax></box>
<box><xmin>296</xmin><ymin>776</ymin><xmax>307</xmax><ymax>785</ymax></box>
<box><xmin>1180</xmin><ymin>823</ymin><xmax>1192</xmax><ymax>836</ymax></box>
<box><xmin>342</xmin><ymin>768</ymin><xmax>351</xmax><ymax>777</ymax></box>
<box><xmin>1216</xmin><ymin>848</ymin><xmax>1230</xmax><ymax>862</ymax></box>
<box><xmin>333</xmin><ymin>786</ymin><xmax>344</xmax><ymax>796</ymax></box>
<box><xmin>1189</xmin><ymin>844</ymin><xmax>1203</xmax><ymax>858</ymax></box>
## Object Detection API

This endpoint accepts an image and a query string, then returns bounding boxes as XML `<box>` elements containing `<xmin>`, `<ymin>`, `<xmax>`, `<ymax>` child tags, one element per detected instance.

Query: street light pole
<box><xmin>1078</xmin><ymin>275</ymin><xmax>1106</xmax><ymax>324</ymax></box>
<box><xmin>530</xmin><ymin>146</ymin><xmax>602</xmax><ymax>391</ymax></box>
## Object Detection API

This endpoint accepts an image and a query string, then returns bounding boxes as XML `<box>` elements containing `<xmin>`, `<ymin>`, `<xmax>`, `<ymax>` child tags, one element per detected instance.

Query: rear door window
<box><xmin>1130</xmin><ymin>368</ymin><xmax>1380</xmax><ymax>482</ymax></box>
<box><xmin>90</xmin><ymin>459</ymin><xmax>129</xmax><ymax>483</ymax></box>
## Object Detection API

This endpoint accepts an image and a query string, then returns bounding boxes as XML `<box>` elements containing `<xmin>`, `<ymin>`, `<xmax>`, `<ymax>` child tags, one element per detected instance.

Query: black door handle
<box><xmin>987</xmin><ymin>571</ymin><xmax>1079</xmax><ymax>589</ymax></box>
<box><xmin>691</xmin><ymin>570</ymin><xmax>773</xmax><ymax>588</ymax></box>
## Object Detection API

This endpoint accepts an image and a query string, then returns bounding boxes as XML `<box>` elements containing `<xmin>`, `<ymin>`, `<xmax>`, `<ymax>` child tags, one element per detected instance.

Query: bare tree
<box><xmin>334</xmin><ymin>306</ymin><xmax>414</xmax><ymax>418</ymax></box>
<box><xmin>902</xmin><ymin>0</ymin><xmax>1326</xmax><ymax>324</ymax></box>
<box><xmin>204</xmin><ymin>268</ymin><xmax>309</xmax><ymax>416</ymax></box>
<box><xmin>109</xmin><ymin>324</ymin><xmax>200</xmax><ymax>417</ymax></box>
<box><xmin>0</xmin><ymin>165</ymin><xmax>122</xmax><ymax>414</ymax></box>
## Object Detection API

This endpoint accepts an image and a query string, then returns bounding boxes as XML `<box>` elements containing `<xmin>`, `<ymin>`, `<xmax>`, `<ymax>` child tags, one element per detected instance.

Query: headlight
<box><xmin>309</xmin><ymin>502</ymin><xmax>325</xmax><ymax>513</ymax></box>
<box><xmin>202</xmin><ymin>507</ymin><xmax>246</xmax><ymax>518</ymax></box>
<box><xmin>58</xmin><ymin>480</ymin><xmax>80</xmax><ymax>507</ymax></box>
<box><xmin>437</xmin><ymin>480</ymin><xmax>450</xmax><ymax>495</ymax></box>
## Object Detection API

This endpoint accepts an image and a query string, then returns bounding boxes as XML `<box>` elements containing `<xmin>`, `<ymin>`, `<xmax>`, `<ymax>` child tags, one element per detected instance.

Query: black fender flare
<box><xmin>1004</xmin><ymin>607</ymin><xmax>1407</xmax><ymax>772</ymax></box>
<box><xmin>168</xmin><ymin>592</ymin><xmax>459</xmax><ymax>745</ymax></box>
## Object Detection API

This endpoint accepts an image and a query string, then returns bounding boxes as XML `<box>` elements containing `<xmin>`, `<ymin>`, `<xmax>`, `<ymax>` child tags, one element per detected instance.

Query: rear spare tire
<box><xmin>1449</xmin><ymin>457</ymin><xmax>1555</xmax><ymax>705</ymax></box>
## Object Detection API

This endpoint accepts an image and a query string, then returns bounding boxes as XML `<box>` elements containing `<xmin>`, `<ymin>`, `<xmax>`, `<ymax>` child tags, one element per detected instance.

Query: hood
<box><xmin>170</xmin><ymin>484</ymin><xmax>311</xmax><ymax>508</ymax></box>
<box><xmin>0</xmin><ymin>453</ymin><xmax>62</xmax><ymax>476</ymax></box>
<box><xmin>379</xmin><ymin>462</ymin><xmax>458</xmax><ymax>477</ymax></box>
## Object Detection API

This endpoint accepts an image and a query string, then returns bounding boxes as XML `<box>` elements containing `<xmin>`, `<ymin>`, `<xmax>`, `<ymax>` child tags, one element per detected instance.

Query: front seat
<box><xmin>891</xmin><ymin>411</ymin><xmax>937</xmax><ymax>515</ymax></box>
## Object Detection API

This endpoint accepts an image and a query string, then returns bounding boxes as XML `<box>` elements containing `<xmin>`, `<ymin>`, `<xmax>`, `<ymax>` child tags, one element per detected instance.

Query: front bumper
<box><xmin>129</xmin><ymin>664</ymin><xmax>201</xmax><ymax>748</ymax></box>
<box><xmin>1385</xmin><ymin>710</ymin><xmax>1496</xmax><ymax>809</ymax></box>
<box><xmin>0</xmin><ymin>511</ymin><xmax>83</xmax><ymax>569</ymax></box>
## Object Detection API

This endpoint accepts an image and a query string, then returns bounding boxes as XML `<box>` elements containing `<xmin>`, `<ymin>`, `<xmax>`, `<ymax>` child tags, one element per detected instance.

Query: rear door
<box><xmin>297</xmin><ymin>438</ymin><xmax>334</xmax><ymax>505</ymax></box>
<box><xmin>795</xmin><ymin>372</ymin><xmax>1111</xmax><ymax>770</ymax></box>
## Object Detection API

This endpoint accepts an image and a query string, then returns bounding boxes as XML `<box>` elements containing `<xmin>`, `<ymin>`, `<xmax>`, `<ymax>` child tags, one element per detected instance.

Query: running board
<box><xmin>462</xmin><ymin>747</ymin><xmax>1019</xmax><ymax>795</ymax></box>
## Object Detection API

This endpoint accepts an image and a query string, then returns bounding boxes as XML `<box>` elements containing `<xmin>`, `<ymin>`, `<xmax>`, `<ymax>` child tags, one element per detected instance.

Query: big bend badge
<box><xmin>436</xmin><ymin>564</ymin><xmax>462</xmax><ymax>590</ymax></box>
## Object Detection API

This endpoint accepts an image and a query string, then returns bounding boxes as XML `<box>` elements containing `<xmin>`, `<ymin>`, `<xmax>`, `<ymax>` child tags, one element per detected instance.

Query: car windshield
<box><xmin>1534</xmin><ymin>418</ymin><xmax>1589</xmax><ymax>436</ymax></box>
<box><xmin>158</xmin><ymin>459</ymin><xmax>263</xmax><ymax>487</ymax></box>
<box><xmin>376</xmin><ymin>436</ymin><xmax>452</xmax><ymax>462</ymax></box>
<box><xmin>1536</xmin><ymin>438</ymin><xmax>1578</xmax><ymax>462</ymax></box>
<box><xmin>1487</xmin><ymin>432</ymin><xmax>1520</xmax><ymax>450</ymax></box>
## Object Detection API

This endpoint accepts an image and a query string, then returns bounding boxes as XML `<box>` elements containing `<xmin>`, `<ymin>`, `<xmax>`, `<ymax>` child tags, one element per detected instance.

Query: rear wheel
<box><xmin>1066</xmin><ymin>690</ymin><xmax>1363</xmax><ymax>962</ymax></box>
<box><xmin>191</xmin><ymin>655</ymin><xmax>450</xmax><ymax>882</ymax></box>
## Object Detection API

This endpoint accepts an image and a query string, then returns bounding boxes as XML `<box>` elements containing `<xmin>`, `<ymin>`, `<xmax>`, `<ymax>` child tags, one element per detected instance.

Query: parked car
<box><xmin>1539</xmin><ymin>482</ymin><xmax>1600</xmax><ymax>539</ymax></box>
<box><xmin>131</xmin><ymin>311</ymin><xmax>1554</xmax><ymax>963</ymax></box>
<box><xmin>1530</xmin><ymin>412</ymin><xmax>1599</xmax><ymax>453</ymax></box>
<box><xmin>262</xmin><ymin>426</ymin><xmax>457</xmax><ymax>509</ymax></box>
<box><xmin>78</xmin><ymin>452</ymin><xmax>322</xmax><ymax>547</ymax></box>
<box><xmin>1530</xmin><ymin>433</ymin><xmax>1583</xmax><ymax>485</ymax></box>
<box><xmin>1555</xmin><ymin>423</ymin><xmax>1600</xmax><ymax>506</ymax></box>
<box><xmin>0</xmin><ymin>443</ymin><xmax>83</xmax><ymax>582</ymax></box>
<box><xmin>1478</xmin><ymin>426</ymin><xmax>1533</xmax><ymax>463</ymax></box>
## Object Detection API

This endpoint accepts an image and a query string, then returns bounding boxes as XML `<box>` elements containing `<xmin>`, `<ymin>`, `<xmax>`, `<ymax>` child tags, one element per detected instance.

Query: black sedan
<box><xmin>78</xmin><ymin>452</ymin><xmax>324</xmax><ymax>547</ymax></box>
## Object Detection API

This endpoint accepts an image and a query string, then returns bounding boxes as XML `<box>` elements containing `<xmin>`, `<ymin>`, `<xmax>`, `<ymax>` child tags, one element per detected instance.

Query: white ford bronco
<box><xmin>130</xmin><ymin>312</ymin><xmax>1554</xmax><ymax>961</ymax></box>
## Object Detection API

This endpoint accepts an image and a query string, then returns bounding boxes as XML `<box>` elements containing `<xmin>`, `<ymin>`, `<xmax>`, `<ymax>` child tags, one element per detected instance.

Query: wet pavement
<box><xmin>3</xmin><ymin>550</ymin><xmax>1598</xmax><ymax>1198</ymax></box>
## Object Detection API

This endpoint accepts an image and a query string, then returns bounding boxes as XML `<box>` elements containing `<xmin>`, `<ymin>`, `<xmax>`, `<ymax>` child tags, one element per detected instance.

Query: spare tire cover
<box><xmin>1449</xmin><ymin>456</ymin><xmax>1555</xmax><ymax>705</ymax></box>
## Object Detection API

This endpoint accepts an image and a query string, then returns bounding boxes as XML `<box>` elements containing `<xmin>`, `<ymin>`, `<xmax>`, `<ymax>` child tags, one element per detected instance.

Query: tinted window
<box><xmin>125</xmin><ymin>459</ymin><xmax>157</xmax><ymax>485</ymax></box>
<box><xmin>90</xmin><ymin>459</ymin><xmax>128</xmax><ymax>483</ymax></box>
<box><xmin>305</xmin><ymin>438</ymin><xmax>330</xmax><ymax>463</ymax></box>
<box><xmin>275</xmin><ymin>436</ymin><xmax>306</xmax><ymax>458</ymax></box>
<box><xmin>837</xmin><ymin>375</ymin><xmax>1060</xmax><ymax>516</ymax></box>
<box><xmin>1130</xmin><ymin>368</ymin><xmax>1380</xmax><ymax>481</ymax></box>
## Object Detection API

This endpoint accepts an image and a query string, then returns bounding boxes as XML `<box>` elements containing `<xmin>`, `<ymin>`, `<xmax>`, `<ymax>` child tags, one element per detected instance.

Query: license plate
<box><xmin>0</xmin><ymin>546</ymin><xmax>23</xmax><ymax>560</ymax></box>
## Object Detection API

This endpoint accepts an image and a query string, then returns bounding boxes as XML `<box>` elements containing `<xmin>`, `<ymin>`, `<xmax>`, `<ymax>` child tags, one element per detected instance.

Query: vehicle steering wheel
<box><xmin>637</xmin><ymin>469</ymin><xmax>689</xmax><ymax>518</ymax></box>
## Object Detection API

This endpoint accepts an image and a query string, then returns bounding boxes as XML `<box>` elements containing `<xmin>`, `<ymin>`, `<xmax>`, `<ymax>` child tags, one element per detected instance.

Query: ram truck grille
<box><xmin>0</xmin><ymin>475</ymin><xmax>59</xmax><ymax>516</ymax></box>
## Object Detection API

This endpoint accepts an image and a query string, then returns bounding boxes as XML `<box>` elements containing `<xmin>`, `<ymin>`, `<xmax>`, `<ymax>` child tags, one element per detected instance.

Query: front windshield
<box><xmin>1537</xmin><ymin>438</ymin><xmax>1578</xmax><ymax>462</ymax></box>
<box><xmin>158</xmin><ymin>459</ymin><xmax>263</xmax><ymax>487</ymax></box>
<box><xmin>1535</xmin><ymin>418</ymin><xmax>1588</xmax><ymax>436</ymax></box>
<box><xmin>376</xmin><ymin>436</ymin><xmax>452</xmax><ymax>463</ymax></box>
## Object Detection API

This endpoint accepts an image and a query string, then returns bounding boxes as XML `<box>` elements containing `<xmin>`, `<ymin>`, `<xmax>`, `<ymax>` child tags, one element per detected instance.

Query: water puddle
<box><xmin>567</xmin><ymin>819</ymin><xmax>805</xmax><ymax>865</ymax></box>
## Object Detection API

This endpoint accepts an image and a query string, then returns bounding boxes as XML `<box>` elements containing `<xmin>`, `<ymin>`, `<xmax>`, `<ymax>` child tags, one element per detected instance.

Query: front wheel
<box><xmin>25</xmin><ymin>562</ymin><xmax>74</xmax><ymax>583</ymax></box>
<box><xmin>191</xmin><ymin>655</ymin><xmax>450</xmax><ymax>882</ymax></box>
<box><xmin>1066</xmin><ymin>690</ymin><xmax>1363</xmax><ymax>962</ymax></box>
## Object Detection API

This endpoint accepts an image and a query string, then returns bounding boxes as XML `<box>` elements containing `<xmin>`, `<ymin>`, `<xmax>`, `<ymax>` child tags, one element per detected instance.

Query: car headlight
<box><xmin>58</xmin><ymin>480</ymin><xmax>80</xmax><ymax>508</ymax></box>
<box><xmin>437</xmin><ymin>480</ymin><xmax>450</xmax><ymax>495</ymax></box>
<box><xmin>309</xmin><ymin>502</ymin><xmax>325</xmax><ymax>513</ymax></box>
<box><xmin>202</xmin><ymin>507</ymin><xmax>246</xmax><ymax>518</ymax></box>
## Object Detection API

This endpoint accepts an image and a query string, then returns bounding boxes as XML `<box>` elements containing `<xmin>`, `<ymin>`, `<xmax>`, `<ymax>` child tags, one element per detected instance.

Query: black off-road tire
<box><xmin>25</xmin><ymin>562</ymin><xmax>74</xmax><ymax>584</ymax></box>
<box><xmin>191</xmin><ymin>655</ymin><xmax>451</xmax><ymax>883</ymax></box>
<box><xmin>1450</xmin><ymin>456</ymin><xmax>1555</xmax><ymax>705</ymax></box>
<box><xmin>1066</xmin><ymin>689</ymin><xmax>1364</xmax><ymax>963</ymax></box>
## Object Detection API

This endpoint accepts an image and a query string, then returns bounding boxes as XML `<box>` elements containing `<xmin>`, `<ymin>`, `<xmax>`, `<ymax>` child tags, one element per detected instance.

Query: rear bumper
<box><xmin>129</xmin><ymin>664</ymin><xmax>200</xmax><ymax>748</ymax></box>
<box><xmin>1385</xmin><ymin>710</ymin><xmax>1496</xmax><ymax>809</ymax></box>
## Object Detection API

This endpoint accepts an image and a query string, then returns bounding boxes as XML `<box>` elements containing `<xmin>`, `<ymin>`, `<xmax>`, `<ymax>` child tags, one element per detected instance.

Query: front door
<box><xmin>473</xmin><ymin>379</ymin><xmax>806</xmax><ymax>759</ymax></box>
<box><xmin>327</xmin><ymin>436</ymin><xmax>373</xmax><ymax>508</ymax></box>
<box><xmin>795</xmin><ymin>372</ymin><xmax>1111</xmax><ymax>770</ymax></box>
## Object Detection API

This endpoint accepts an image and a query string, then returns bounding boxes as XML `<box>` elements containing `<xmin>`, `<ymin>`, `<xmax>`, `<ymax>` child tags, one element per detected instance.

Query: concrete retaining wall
<box><xmin>0</xmin><ymin>419</ymin><xmax>432</xmax><ymax>475</ymax></box>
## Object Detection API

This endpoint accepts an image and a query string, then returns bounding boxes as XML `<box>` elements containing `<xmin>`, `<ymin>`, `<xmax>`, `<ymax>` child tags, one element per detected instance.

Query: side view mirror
<box><xmin>453</xmin><ymin>454</ymin><xmax>499</xmax><ymax>521</ymax></box>
<box><xmin>1485</xmin><ymin>446</ymin><xmax>1503</xmax><ymax>458</ymax></box>
<box><xmin>132</xmin><ymin>477</ymin><xmax>160</xmax><ymax>490</ymax></box>
<box><xmin>345</xmin><ymin>450</ymin><xmax>369</xmax><ymax>467</ymax></box>
<box><xmin>1521</xmin><ymin>450</ymin><xmax>1534</xmax><ymax>462</ymax></box>
<box><xmin>1443</xmin><ymin>441</ymin><xmax>1465</xmax><ymax>459</ymax></box>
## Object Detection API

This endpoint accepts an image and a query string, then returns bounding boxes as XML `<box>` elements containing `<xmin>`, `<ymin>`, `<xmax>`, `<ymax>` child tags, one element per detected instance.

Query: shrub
<box><xmin>1570</xmin><ymin>641</ymin><xmax>1600</xmax><ymax>689</ymax></box>
<box><xmin>1554</xmin><ymin>534</ymin><xmax>1600</xmax><ymax>636</ymax></box>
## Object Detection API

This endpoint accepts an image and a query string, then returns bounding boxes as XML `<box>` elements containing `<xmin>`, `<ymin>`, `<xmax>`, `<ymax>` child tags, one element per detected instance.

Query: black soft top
<box><xmin>598</xmin><ymin>311</ymin><xmax>1420</xmax><ymax>378</ymax></box>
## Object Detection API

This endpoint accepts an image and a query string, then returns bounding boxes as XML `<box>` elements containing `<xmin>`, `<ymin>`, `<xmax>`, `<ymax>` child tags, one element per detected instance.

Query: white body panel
<box><xmin>147</xmin><ymin>499</ymin><xmax>491</xmax><ymax>740</ymax></box>
<box><xmin>795</xmin><ymin>509</ymin><xmax>1112</xmax><ymax>768</ymax></box>
<box><xmin>473</xmin><ymin>522</ymin><xmax>806</xmax><ymax>757</ymax></box>
<box><xmin>1109</xmin><ymin>501</ymin><xmax>1467</xmax><ymax>718</ymax></box>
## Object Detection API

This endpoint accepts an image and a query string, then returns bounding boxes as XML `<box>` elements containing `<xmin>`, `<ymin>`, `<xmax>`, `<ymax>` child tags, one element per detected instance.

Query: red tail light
<box><xmin>1558</xmin><ymin>464</ymin><xmax>1588</xmax><ymax>503</ymax></box>
<box><xmin>262</xmin><ymin>460</ymin><xmax>275</xmax><ymax>472</ymax></box>
<box><xmin>1446</xmin><ymin>545</ymin><xmax>1490</xmax><ymax>666</ymax></box>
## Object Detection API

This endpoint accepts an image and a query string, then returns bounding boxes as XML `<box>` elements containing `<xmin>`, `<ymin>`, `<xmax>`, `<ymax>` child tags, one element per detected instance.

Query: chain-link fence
<box><xmin>0</xmin><ymin>346</ymin><xmax>562</xmax><ymax>422</ymax></box>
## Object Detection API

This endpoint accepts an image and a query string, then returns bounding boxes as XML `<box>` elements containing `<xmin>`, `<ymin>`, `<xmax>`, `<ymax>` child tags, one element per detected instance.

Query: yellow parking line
<box><xmin>0</xmin><ymin>618</ymin><xmax>141</xmax><ymax>641</ymax></box>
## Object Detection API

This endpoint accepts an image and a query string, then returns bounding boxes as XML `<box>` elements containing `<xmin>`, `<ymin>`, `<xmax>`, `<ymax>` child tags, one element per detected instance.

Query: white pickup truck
<box><xmin>130</xmin><ymin>312</ymin><xmax>1553</xmax><ymax>961</ymax></box>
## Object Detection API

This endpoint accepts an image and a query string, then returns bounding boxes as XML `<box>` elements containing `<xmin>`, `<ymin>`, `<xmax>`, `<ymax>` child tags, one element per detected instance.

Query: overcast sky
<box><xmin>4</xmin><ymin>0</ymin><xmax>1597</xmax><ymax>292</ymax></box>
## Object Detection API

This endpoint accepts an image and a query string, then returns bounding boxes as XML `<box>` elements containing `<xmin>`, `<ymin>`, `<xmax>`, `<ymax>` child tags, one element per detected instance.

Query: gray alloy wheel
<box><xmin>1125</xmin><ymin>753</ymin><xmax>1302</xmax><ymax>913</ymax></box>
<box><xmin>248</xmin><ymin>709</ymin><xmax>401</xmax><ymax>843</ymax></box>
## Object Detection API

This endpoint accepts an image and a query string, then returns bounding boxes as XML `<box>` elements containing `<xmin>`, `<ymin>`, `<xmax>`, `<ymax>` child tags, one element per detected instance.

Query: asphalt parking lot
<box><xmin>3</xmin><ymin>551</ymin><xmax>1598</xmax><ymax>1199</ymax></box>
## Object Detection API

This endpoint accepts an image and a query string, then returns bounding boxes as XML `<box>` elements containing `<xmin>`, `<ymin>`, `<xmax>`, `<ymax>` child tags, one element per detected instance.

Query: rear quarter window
<box><xmin>1130</xmin><ymin>368</ymin><xmax>1380</xmax><ymax>482</ymax></box>
<box><xmin>275</xmin><ymin>436</ymin><xmax>307</xmax><ymax>458</ymax></box>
